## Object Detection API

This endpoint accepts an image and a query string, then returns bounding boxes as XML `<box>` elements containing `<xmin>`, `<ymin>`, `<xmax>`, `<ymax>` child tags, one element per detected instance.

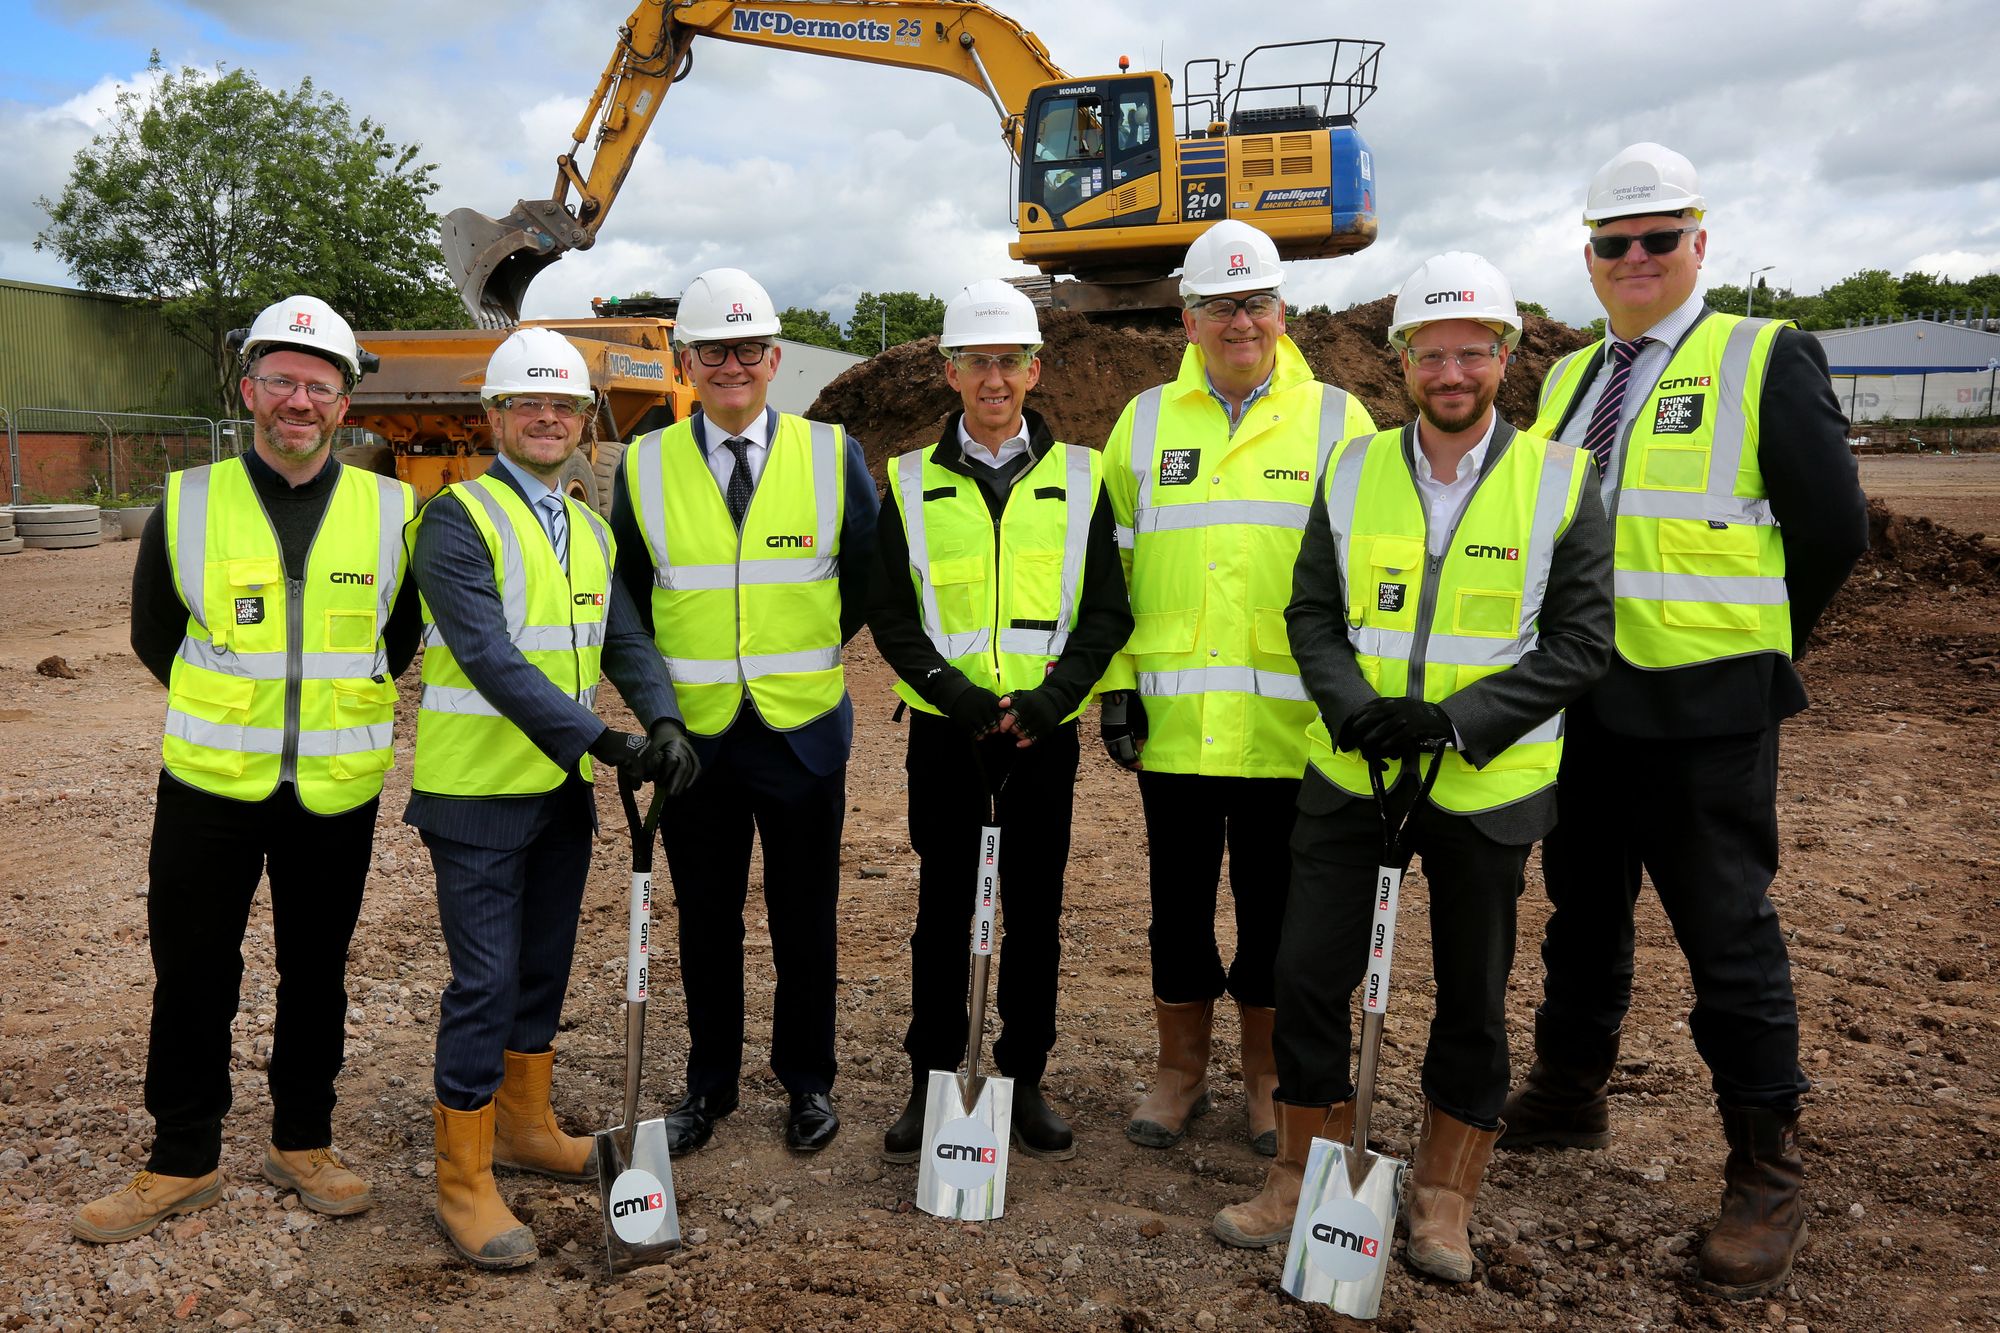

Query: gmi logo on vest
<box><xmin>573</xmin><ymin>592</ymin><xmax>606</xmax><ymax>606</ymax></box>
<box><xmin>1310</xmin><ymin>1221</ymin><xmax>1380</xmax><ymax>1257</ymax></box>
<box><xmin>1658</xmin><ymin>375</ymin><xmax>1713</xmax><ymax>392</ymax></box>
<box><xmin>328</xmin><ymin>571</ymin><xmax>376</xmax><ymax>585</ymax></box>
<box><xmin>610</xmin><ymin>1189</ymin><xmax>666</xmax><ymax>1220</ymax></box>
<box><xmin>1462</xmin><ymin>544</ymin><xmax>1520</xmax><ymax>560</ymax></box>
<box><xmin>935</xmin><ymin>1143</ymin><xmax>998</xmax><ymax>1164</ymax></box>
<box><xmin>765</xmin><ymin>534</ymin><xmax>816</xmax><ymax>548</ymax></box>
<box><xmin>1262</xmin><ymin>468</ymin><xmax>1311</xmax><ymax>482</ymax></box>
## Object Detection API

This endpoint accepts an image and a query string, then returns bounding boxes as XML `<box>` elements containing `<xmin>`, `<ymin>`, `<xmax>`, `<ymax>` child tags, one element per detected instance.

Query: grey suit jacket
<box><xmin>1286</xmin><ymin>419</ymin><xmax>1614</xmax><ymax>845</ymax></box>
<box><xmin>404</xmin><ymin>461</ymin><xmax>680</xmax><ymax>851</ymax></box>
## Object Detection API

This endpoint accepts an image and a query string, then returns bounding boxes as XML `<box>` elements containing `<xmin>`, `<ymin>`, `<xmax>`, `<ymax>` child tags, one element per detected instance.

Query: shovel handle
<box><xmin>618</xmin><ymin>769</ymin><xmax>669</xmax><ymax>875</ymax></box>
<box><xmin>616</xmin><ymin>771</ymin><xmax>666</xmax><ymax>1150</ymax></box>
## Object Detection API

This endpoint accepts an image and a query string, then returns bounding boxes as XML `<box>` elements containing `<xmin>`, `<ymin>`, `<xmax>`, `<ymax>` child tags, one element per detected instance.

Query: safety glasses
<box><xmin>1589</xmin><ymin>224</ymin><xmax>1699</xmax><ymax>261</ymax></box>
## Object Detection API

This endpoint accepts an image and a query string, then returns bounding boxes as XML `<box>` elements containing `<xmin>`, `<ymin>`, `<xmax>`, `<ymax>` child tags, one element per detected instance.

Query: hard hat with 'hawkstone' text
<box><xmin>675</xmin><ymin>267</ymin><xmax>782</xmax><ymax>343</ymax></box>
<box><xmin>1583</xmin><ymin>142</ymin><xmax>1707</xmax><ymax>224</ymax></box>
<box><xmin>1178</xmin><ymin>220</ymin><xmax>1284</xmax><ymax>300</ymax></box>
<box><xmin>482</xmin><ymin>327</ymin><xmax>593</xmax><ymax>402</ymax></box>
<box><xmin>1389</xmin><ymin>252</ymin><xmax>1522</xmax><ymax>350</ymax></box>
<box><xmin>940</xmin><ymin>279</ymin><xmax>1041</xmax><ymax>350</ymax></box>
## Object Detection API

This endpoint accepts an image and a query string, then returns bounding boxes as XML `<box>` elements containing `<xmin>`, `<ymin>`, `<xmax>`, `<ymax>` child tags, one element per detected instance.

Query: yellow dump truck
<box><xmin>341</xmin><ymin>303</ymin><xmax>696</xmax><ymax>514</ymax></box>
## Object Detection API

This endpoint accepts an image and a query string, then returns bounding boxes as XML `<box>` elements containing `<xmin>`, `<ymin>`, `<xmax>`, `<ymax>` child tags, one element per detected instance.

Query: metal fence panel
<box><xmin>2</xmin><ymin>408</ymin><xmax>216</xmax><ymax>506</ymax></box>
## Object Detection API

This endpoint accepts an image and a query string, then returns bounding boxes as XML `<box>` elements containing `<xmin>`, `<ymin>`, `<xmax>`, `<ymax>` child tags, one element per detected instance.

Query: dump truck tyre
<box><xmin>557</xmin><ymin>451</ymin><xmax>597</xmax><ymax>514</ymax></box>
<box><xmin>591</xmin><ymin>439</ymin><xmax>627</xmax><ymax>519</ymax></box>
<box><xmin>335</xmin><ymin>442</ymin><xmax>396</xmax><ymax>478</ymax></box>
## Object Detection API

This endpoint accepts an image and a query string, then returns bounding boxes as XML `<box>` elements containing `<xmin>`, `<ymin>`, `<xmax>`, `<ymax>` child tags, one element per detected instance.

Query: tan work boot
<box><xmin>1126</xmin><ymin>997</ymin><xmax>1214</xmax><ymax>1148</ymax></box>
<box><xmin>262</xmin><ymin>1145</ymin><xmax>373</xmax><ymax>1216</ymax></box>
<box><xmin>71</xmin><ymin>1169</ymin><xmax>221</xmax><ymax>1244</ymax></box>
<box><xmin>493</xmin><ymin>1048</ymin><xmax>597</xmax><ymax>1182</ymax></box>
<box><xmin>1696</xmin><ymin>1104</ymin><xmax>1807</xmax><ymax>1300</ymax></box>
<box><xmin>433</xmin><ymin>1101</ymin><xmax>537</xmax><ymax>1270</ymax></box>
<box><xmin>1211</xmin><ymin>1099</ymin><xmax>1354</xmax><ymax>1248</ymax></box>
<box><xmin>1405</xmin><ymin>1102</ymin><xmax>1499</xmax><ymax>1282</ymax></box>
<box><xmin>1237</xmin><ymin>1002</ymin><xmax>1278</xmax><ymax>1156</ymax></box>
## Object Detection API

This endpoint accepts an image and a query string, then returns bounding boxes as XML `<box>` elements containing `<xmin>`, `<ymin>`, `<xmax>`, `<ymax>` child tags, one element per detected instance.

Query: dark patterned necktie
<box><xmin>1581</xmin><ymin>337</ymin><xmax>1652</xmax><ymax>472</ymax></box>
<box><xmin>723</xmin><ymin>437</ymin><xmax>753</xmax><ymax>527</ymax></box>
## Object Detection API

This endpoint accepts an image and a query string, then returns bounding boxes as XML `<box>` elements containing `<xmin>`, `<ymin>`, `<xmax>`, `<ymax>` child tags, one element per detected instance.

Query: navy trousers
<box><xmin>426</xmin><ymin>786</ymin><xmax>593</xmax><ymax>1111</ymax></box>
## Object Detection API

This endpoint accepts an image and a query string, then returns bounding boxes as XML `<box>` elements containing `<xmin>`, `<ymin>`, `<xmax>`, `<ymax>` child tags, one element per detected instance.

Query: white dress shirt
<box><xmin>700</xmin><ymin>411</ymin><xmax>773</xmax><ymax>497</ymax></box>
<box><xmin>1413</xmin><ymin>413</ymin><xmax>1497</xmax><ymax>556</ymax></box>
<box><xmin>955</xmin><ymin>417</ymin><xmax>1030</xmax><ymax>471</ymax></box>
<box><xmin>1557</xmin><ymin>288</ymin><xmax>1706</xmax><ymax>451</ymax></box>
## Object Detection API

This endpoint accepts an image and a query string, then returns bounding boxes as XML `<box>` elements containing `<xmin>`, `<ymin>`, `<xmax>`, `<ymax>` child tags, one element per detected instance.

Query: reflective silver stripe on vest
<box><xmin>1614</xmin><ymin>570</ymin><xmax>1788</xmax><ymax>605</ymax></box>
<box><xmin>1138</xmin><ymin>665</ymin><xmax>1310</xmax><ymax>702</ymax></box>
<box><xmin>1614</xmin><ymin>491</ymin><xmax>1774</xmax><ymax>526</ymax></box>
<box><xmin>1518</xmin><ymin>711</ymin><xmax>1564</xmax><ymax>745</ymax></box>
<box><xmin>1056</xmin><ymin>444</ymin><xmax>1094</xmax><ymax>645</ymax></box>
<box><xmin>1540</xmin><ymin>349</ymin><xmax>1585</xmax><ymax>416</ymax></box>
<box><xmin>896</xmin><ymin>450</ymin><xmax>993</xmax><ymax>661</ymax></box>
<box><xmin>1314</xmin><ymin>385</ymin><xmax>1352</xmax><ymax>479</ymax></box>
<box><xmin>1322</xmin><ymin>431</ymin><xmax>1372</xmax><ymax>611</ymax></box>
<box><xmin>1348</xmin><ymin>626</ymin><xmax>1525</xmax><ymax>668</ymax></box>
<box><xmin>639</xmin><ymin>421</ymin><xmax>842</xmax><ymax>591</ymax></box>
<box><xmin>663</xmin><ymin>645</ymin><xmax>842</xmax><ymax>687</ymax></box>
<box><xmin>423</xmin><ymin>622</ymin><xmax>595</xmax><ymax>651</ymax></box>
<box><xmin>998</xmin><ymin>626</ymin><xmax>1066</xmax><ymax>656</ymax></box>
<box><xmin>654</xmin><ymin>558</ymin><xmax>839</xmax><ymax>589</ymax></box>
<box><xmin>173</xmin><ymin>464</ymin><xmax>213</xmax><ymax>631</ymax></box>
<box><xmin>417</xmin><ymin>684</ymin><xmax>503</xmax><ymax>716</ymax></box>
<box><xmin>457</xmin><ymin>482</ymin><xmax>530</xmax><ymax>639</ymax></box>
<box><xmin>1704</xmin><ymin>317</ymin><xmax>1773</xmax><ymax>508</ymax></box>
<box><xmin>371</xmin><ymin>474</ymin><xmax>409</xmax><ymax>629</ymax></box>
<box><xmin>177</xmin><ymin>640</ymin><xmax>386</xmax><ymax>680</ymax></box>
<box><xmin>1516</xmin><ymin>443</ymin><xmax>1579</xmax><ymax>651</ymax></box>
<box><xmin>165</xmin><ymin>711</ymin><xmax>393</xmax><ymax>756</ymax></box>
<box><xmin>1135</xmin><ymin>498</ymin><xmax>1308</xmax><ymax>534</ymax></box>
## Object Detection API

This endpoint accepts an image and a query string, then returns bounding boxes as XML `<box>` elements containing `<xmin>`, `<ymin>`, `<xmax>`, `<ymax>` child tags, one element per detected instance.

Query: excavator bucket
<box><xmin>442</xmin><ymin>201</ymin><xmax>576</xmax><ymax>329</ymax></box>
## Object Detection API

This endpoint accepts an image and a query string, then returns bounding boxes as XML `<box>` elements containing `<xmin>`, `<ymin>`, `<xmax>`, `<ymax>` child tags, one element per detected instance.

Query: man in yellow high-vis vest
<box><xmin>1101</xmin><ymin>221</ymin><xmax>1377</xmax><ymax>1158</ymax></box>
<box><xmin>1501</xmin><ymin>144</ymin><xmax>1867</xmax><ymax>1300</ymax></box>
<box><xmin>75</xmin><ymin>297</ymin><xmax>419</xmax><ymax>1245</ymax></box>
<box><xmin>869</xmin><ymin>281</ymin><xmax>1131</xmax><ymax>1166</ymax></box>
<box><xmin>1209</xmin><ymin>256</ymin><xmax>1611</xmax><ymax>1281</ymax></box>
<box><xmin>410</xmin><ymin>329</ymin><xmax>698</xmax><ymax>1270</ymax></box>
<box><xmin>611</xmin><ymin>268</ymin><xmax>879</xmax><ymax>1156</ymax></box>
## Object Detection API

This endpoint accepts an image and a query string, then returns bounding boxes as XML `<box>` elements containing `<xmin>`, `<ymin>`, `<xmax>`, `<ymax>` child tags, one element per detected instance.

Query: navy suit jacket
<box><xmin>404</xmin><ymin>457</ymin><xmax>680</xmax><ymax>850</ymax></box>
<box><xmin>609</xmin><ymin>405</ymin><xmax>879</xmax><ymax>777</ymax></box>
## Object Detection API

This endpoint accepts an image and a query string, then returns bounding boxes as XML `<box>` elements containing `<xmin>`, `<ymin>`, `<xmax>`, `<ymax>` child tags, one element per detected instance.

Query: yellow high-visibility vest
<box><xmin>1101</xmin><ymin>337</ymin><xmax>1377</xmax><ymax>777</ymax></box>
<box><xmin>886</xmin><ymin>439</ymin><xmax>1100</xmax><ymax>720</ymax></box>
<box><xmin>1534</xmin><ymin>312</ymin><xmax>1790</xmax><ymax>668</ymax></box>
<box><xmin>411</xmin><ymin>474</ymin><xmax>613</xmax><ymax>797</ymax></box>
<box><xmin>625</xmin><ymin>415</ymin><xmax>846</xmax><ymax>735</ymax></box>
<box><xmin>1305</xmin><ymin>426</ymin><xmax>1592</xmax><ymax>812</ymax></box>
<box><xmin>162</xmin><ymin>457</ymin><xmax>412</xmax><ymax>814</ymax></box>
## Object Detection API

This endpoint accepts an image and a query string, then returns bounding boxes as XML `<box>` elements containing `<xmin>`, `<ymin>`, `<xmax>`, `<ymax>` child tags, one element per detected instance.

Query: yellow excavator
<box><xmin>443</xmin><ymin>0</ymin><xmax>1382</xmax><ymax>325</ymax></box>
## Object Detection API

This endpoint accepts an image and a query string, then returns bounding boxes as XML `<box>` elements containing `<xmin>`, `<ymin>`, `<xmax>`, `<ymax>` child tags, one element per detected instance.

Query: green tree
<box><xmin>779</xmin><ymin>305</ymin><xmax>846</xmax><ymax>351</ymax></box>
<box><xmin>843</xmin><ymin>290</ymin><xmax>946</xmax><ymax>355</ymax></box>
<box><xmin>1517</xmin><ymin>300</ymin><xmax>1549</xmax><ymax>319</ymax></box>
<box><xmin>36</xmin><ymin>55</ymin><xmax>465</xmax><ymax>416</ymax></box>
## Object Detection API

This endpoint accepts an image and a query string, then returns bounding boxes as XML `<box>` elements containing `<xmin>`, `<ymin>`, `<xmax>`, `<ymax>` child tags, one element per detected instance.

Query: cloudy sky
<box><xmin>4</xmin><ymin>0</ymin><xmax>1996</xmax><ymax>331</ymax></box>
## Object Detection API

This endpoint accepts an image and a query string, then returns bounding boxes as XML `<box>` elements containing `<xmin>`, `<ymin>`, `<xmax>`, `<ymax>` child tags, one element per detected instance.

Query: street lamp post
<box><xmin>1746</xmin><ymin>265</ymin><xmax>1776</xmax><ymax>317</ymax></box>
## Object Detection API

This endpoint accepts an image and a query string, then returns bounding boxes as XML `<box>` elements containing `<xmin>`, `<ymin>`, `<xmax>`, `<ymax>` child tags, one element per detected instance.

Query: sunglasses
<box><xmin>1589</xmin><ymin>224</ymin><xmax>1699</xmax><ymax>261</ymax></box>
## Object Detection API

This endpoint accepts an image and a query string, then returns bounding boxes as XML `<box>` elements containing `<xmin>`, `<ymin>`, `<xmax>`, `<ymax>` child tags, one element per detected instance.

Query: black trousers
<box><xmin>1136</xmin><ymin>770</ymin><xmax>1298</xmax><ymax>1007</ymax></box>
<box><xmin>1275</xmin><ymin>777</ymin><xmax>1527</xmax><ymax>1128</ymax></box>
<box><xmin>901</xmin><ymin>711</ymin><xmax>1079</xmax><ymax>1087</ymax></box>
<box><xmin>1534</xmin><ymin>708</ymin><xmax>1807</xmax><ymax>1109</ymax></box>
<box><xmin>143</xmin><ymin>772</ymin><xmax>374</xmax><ymax>1176</ymax></box>
<box><xmin>661</xmin><ymin>719</ymin><xmax>846</xmax><ymax>1098</ymax></box>
<box><xmin>426</xmin><ymin>786</ymin><xmax>593</xmax><ymax>1111</ymax></box>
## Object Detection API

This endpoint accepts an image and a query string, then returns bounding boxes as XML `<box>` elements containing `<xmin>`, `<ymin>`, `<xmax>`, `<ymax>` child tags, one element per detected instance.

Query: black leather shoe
<box><xmin>785</xmin><ymin>1092</ymin><xmax>840</xmax><ymax>1152</ymax></box>
<box><xmin>1011</xmin><ymin>1082</ymin><xmax>1076</xmax><ymax>1160</ymax></box>
<box><xmin>882</xmin><ymin>1080</ymin><xmax>927</xmax><ymax>1164</ymax></box>
<box><xmin>662</xmin><ymin>1089</ymin><xmax>738</xmax><ymax>1155</ymax></box>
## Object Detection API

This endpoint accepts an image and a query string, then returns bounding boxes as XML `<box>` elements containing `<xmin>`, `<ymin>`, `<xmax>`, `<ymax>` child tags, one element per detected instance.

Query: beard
<box><xmin>1409</xmin><ymin>380</ymin><xmax>1498</xmax><ymax>437</ymax></box>
<box><xmin>254</xmin><ymin>402</ymin><xmax>338</xmax><ymax>463</ymax></box>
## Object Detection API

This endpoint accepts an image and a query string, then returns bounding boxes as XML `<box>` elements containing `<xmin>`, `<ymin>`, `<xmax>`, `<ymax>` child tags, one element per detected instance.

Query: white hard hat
<box><xmin>1388</xmin><ymin>252</ymin><xmax>1522</xmax><ymax>349</ymax></box>
<box><xmin>674</xmin><ymin>267</ymin><xmax>781</xmax><ymax>343</ymax></box>
<box><xmin>1583</xmin><ymin>142</ymin><xmax>1706</xmax><ymax>224</ymax></box>
<box><xmin>1178</xmin><ymin>220</ymin><xmax>1284</xmax><ymax>300</ymax></box>
<box><xmin>939</xmin><ymin>279</ymin><xmax>1041</xmax><ymax>350</ymax></box>
<box><xmin>241</xmin><ymin>295</ymin><xmax>363</xmax><ymax>384</ymax></box>
<box><xmin>482</xmin><ymin>327</ymin><xmax>592</xmax><ymax>402</ymax></box>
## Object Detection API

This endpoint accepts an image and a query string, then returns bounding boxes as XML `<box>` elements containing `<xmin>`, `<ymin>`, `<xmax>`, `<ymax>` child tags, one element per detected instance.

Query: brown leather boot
<box><xmin>434</xmin><ymin>1101</ymin><xmax>537</xmax><ymax>1270</ymax></box>
<box><xmin>262</xmin><ymin>1145</ymin><xmax>372</xmax><ymax>1216</ymax></box>
<box><xmin>1496</xmin><ymin>1022</ymin><xmax>1620</xmax><ymax>1150</ymax></box>
<box><xmin>1211</xmin><ymin>1099</ymin><xmax>1354</xmax><ymax>1249</ymax></box>
<box><xmin>493</xmin><ymin>1048</ymin><xmax>597</xmax><ymax>1182</ymax></box>
<box><xmin>1126</xmin><ymin>997</ymin><xmax>1214</xmax><ymax>1148</ymax></box>
<box><xmin>1237</xmin><ymin>1002</ymin><xmax>1278</xmax><ymax>1156</ymax></box>
<box><xmin>71</xmin><ymin>1169</ymin><xmax>221</xmax><ymax>1243</ymax></box>
<box><xmin>1696</xmin><ymin>1104</ymin><xmax>1807</xmax><ymax>1299</ymax></box>
<box><xmin>1405</xmin><ymin>1102</ymin><xmax>1498</xmax><ymax>1283</ymax></box>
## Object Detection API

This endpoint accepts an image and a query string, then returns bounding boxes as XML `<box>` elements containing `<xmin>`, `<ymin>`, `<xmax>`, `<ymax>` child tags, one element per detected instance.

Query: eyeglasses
<box><xmin>1406</xmin><ymin>343</ymin><xmax>1502</xmax><ymax>374</ymax></box>
<box><xmin>1187</xmin><ymin>292</ymin><xmax>1283</xmax><ymax>322</ymax></box>
<box><xmin>247</xmin><ymin>374</ymin><xmax>345</xmax><ymax>403</ymax></box>
<box><xmin>949</xmin><ymin>351</ymin><xmax>1035</xmax><ymax>376</ymax></box>
<box><xmin>502</xmin><ymin>396</ymin><xmax>590</xmax><ymax>420</ymax></box>
<box><xmin>1588</xmin><ymin>224</ymin><xmax>1699</xmax><ymax>261</ymax></box>
<box><xmin>692</xmin><ymin>342</ymin><xmax>771</xmax><ymax>367</ymax></box>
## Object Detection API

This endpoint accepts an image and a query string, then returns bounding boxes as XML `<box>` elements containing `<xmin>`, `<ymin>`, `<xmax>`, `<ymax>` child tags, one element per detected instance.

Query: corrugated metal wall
<box><xmin>0</xmin><ymin>279</ymin><xmax>215</xmax><ymax>414</ymax></box>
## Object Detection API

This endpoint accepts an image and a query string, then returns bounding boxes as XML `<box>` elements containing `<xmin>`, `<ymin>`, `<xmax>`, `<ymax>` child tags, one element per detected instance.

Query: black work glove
<box><xmin>641</xmin><ymin>717</ymin><xmax>702</xmax><ymax>797</ymax></box>
<box><xmin>999</xmin><ymin>687</ymin><xmax>1064</xmax><ymax>747</ymax></box>
<box><xmin>943</xmin><ymin>684</ymin><xmax>1004</xmax><ymax>740</ymax></box>
<box><xmin>1338</xmin><ymin>697</ymin><xmax>1454</xmax><ymax>764</ymax></box>
<box><xmin>586</xmin><ymin>726</ymin><xmax>648</xmax><ymax>779</ymax></box>
<box><xmin>1098</xmin><ymin>689</ymin><xmax>1147</xmax><ymax>771</ymax></box>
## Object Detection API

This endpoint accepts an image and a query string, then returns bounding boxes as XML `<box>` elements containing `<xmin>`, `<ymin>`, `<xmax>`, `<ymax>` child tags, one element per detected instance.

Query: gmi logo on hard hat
<box><xmin>1423</xmin><ymin>290</ymin><xmax>1479</xmax><ymax>305</ymax></box>
<box><xmin>290</xmin><ymin>312</ymin><xmax>315</xmax><ymax>334</ymax></box>
<box><xmin>1226</xmin><ymin>252</ymin><xmax>1250</xmax><ymax>276</ymax></box>
<box><xmin>726</xmin><ymin>301</ymin><xmax>754</xmax><ymax>323</ymax></box>
<box><xmin>527</xmin><ymin>366</ymin><xmax>570</xmax><ymax>378</ymax></box>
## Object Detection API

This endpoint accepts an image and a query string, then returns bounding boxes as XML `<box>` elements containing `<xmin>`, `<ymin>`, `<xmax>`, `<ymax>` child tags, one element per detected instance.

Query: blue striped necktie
<box><xmin>537</xmin><ymin>493</ymin><xmax>568</xmax><ymax>567</ymax></box>
<box><xmin>1581</xmin><ymin>337</ymin><xmax>1652</xmax><ymax>472</ymax></box>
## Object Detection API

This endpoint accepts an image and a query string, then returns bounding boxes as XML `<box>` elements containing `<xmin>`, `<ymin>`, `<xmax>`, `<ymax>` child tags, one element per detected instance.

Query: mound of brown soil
<box><xmin>809</xmin><ymin>299</ymin><xmax>1598</xmax><ymax>484</ymax></box>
